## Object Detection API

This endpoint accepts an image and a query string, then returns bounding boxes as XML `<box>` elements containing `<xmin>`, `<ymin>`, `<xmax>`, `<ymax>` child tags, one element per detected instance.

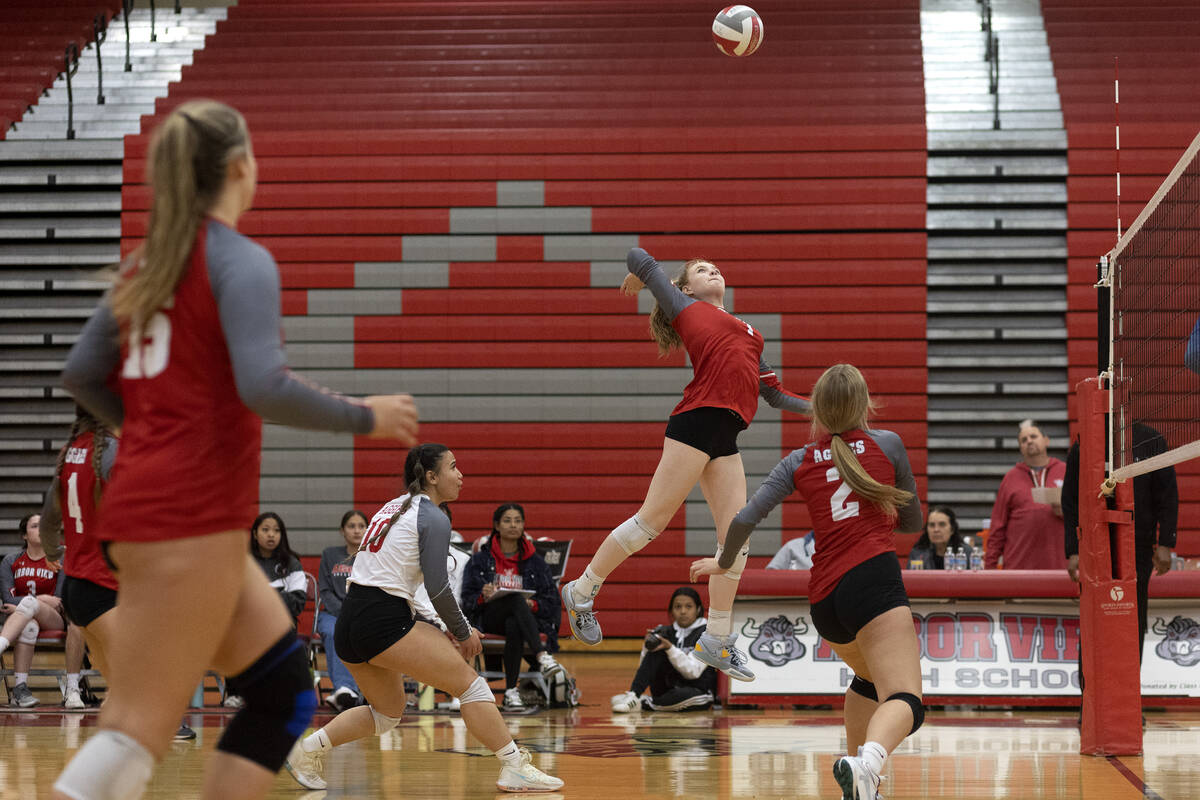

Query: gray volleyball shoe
<box><xmin>693</xmin><ymin>632</ymin><xmax>755</xmax><ymax>681</ymax></box>
<box><xmin>560</xmin><ymin>580</ymin><xmax>603</xmax><ymax>645</ymax></box>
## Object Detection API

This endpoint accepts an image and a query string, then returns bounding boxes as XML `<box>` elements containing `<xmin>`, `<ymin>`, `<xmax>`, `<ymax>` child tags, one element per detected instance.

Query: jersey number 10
<box><xmin>122</xmin><ymin>309</ymin><xmax>173</xmax><ymax>380</ymax></box>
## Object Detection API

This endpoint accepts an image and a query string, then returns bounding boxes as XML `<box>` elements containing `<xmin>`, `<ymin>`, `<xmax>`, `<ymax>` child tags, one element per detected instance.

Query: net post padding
<box><xmin>1077</xmin><ymin>377</ymin><xmax>1142</xmax><ymax>756</ymax></box>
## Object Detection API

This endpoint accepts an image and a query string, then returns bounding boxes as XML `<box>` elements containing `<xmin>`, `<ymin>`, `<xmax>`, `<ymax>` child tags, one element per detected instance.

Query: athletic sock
<box><xmin>0</xmin><ymin>636</ymin><xmax>9</xmax><ymax>655</ymax></box>
<box><xmin>66</xmin><ymin>673</ymin><xmax>80</xmax><ymax>693</ymax></box>
<box><xmin>706</xmin><ymin>609</ymin><xmax>732</xmax><ymax>638</ymax></box>
<box><xmin>14</xmin><ymin>672</ymin><xmax>27</xmax><ymax>686</ymax></box>
<box><xmin>572</xmin><ymin>567</ymin><xmax>604</xmax><ymax>604</ymax></box>
<box><xmin>494</xmin><ymin>740</ymin><xmax>522</xmax><ymax>768</ymax></box>
<box><xmin>859</xmin><ymin>741</ymin><xmax>888</xmax><ymax>775</ymax></box>
<box><xmin>302</xmin><ymin>728</ymin><xmax>332</xmax><ymax>754</ymax></box>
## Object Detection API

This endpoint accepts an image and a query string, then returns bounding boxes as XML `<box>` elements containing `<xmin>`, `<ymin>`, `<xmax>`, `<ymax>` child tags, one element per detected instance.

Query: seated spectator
<box><xmin>250</xmin><ymin>511</ymin><xmax>306</xmax><ymax>624</ymax></box>
<box><xmin>317</xmin><ymin>509</ymin><xmax>367</xmax><ymax>712</ymax></box>
<box><xmin>907</xmin><ymin>505</ymin><xmax>966</xmax><ymax>570</ymax></box>
<box><xmin>460</xmin><ymin>503</ymin><xmax>564</xmax><ymax>711</ymax></box>
<box><xmin>984</xmin><ymin>419</ymin><xmax>1067</xmax><ymax>570</ymax></box>
<box><xmin>610</xmin><ymin>587</ymin><xmax>717</xmax><ymax>713</ymax></box>
<box><xmin>0</xmin><ymin>513</ymin><xmax>81</xmax><ymax>708</ymax></box>
<box><xmin>767</xmin><ymin>531</ymin><xmax>816</xmax><ymax>570</ymax></box>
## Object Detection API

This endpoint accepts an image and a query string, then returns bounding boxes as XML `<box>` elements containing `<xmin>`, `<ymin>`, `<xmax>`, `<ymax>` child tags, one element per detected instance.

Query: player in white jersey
<box><xmin>285</xmin><ymin>443</ymin><xmax>562</xmax><ymax>793</ymax></box>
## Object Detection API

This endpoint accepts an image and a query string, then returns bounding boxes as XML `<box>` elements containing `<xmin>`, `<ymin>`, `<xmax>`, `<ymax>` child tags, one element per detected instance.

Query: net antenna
<box><xmin>1104</xmin><ymin>128</ymin><xmax>1200</xmax><ymax>485</ymax></box>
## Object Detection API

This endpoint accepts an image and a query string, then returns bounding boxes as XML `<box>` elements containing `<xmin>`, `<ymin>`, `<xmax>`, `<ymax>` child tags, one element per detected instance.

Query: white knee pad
<box><xmin>458</xmin><ymin>675</ymin><xmax>494</xmax><ymax>706</ymax></box>
<box><xmin>714</xmin><ymin>544</ymin><xmax>750</xmax><ymax>580</ymax></box>
<box><xmin>611</xmin><ymin>515</ymin><xmax>659</xmax><ymax>556</ymax></box>
<box><xmin>53</xmin><ymin>729</ymin><xmax>155</xmax><ymax>800</ymax></box>
<box><xmin>18</xmin><ymin>620</ymin><xmax>40</xmax><ymax>645</ymax></box>
<box><xmin>16</xmin><ymin>594</ymin><xmax>38</xmax><ymax>617</ymax></box>
<box><xmin>370</xmin><ymin>705</ymin><xmax>402</xmax><ymax>735</ymax></box>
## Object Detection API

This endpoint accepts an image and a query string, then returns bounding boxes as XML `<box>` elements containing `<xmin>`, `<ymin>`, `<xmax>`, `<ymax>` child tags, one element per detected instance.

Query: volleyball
<box><xmin>712</xmin><ymin>5</ymin><xmax>763</xmax><ymax>57</ymax></box>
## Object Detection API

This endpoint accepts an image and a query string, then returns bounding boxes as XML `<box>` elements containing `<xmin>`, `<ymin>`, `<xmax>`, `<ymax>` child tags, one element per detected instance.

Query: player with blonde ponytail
<box><xmin>55</xmin><ymin>100</ymin><xmax>419</xmax><ymax>800</ymax></box>
<box><xmin>693</xmin><ymin>363</ymin><xmax>925</xmax><ymax>800</ymax></box>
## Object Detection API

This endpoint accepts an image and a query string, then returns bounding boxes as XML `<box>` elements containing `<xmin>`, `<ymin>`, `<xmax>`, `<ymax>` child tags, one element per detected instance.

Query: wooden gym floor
<box><xmin>0</xmin><ymin>654</ymin><xmax>1197</xmax><ymax>799</ymax></box>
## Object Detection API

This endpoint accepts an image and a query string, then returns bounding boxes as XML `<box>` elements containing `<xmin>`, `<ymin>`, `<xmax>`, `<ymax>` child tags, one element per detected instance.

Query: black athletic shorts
<box><xmin>809</xmin><ymin>551</ymin><xmax>910</xmax><ymax>645</ymax></box>
<box><xmin>664</xmin><ymin>406</ymin><xmax>747</xmax><ymax>460</ymax></box>
<box><xmin>333</xmin><ymin>583</ymin><xmax>417</xmax><ymax>664</ymax></box>
<box><xmin>62</xmin><ymin>575</ymin><xmax>118</xmax><ymax>628</ymax></box>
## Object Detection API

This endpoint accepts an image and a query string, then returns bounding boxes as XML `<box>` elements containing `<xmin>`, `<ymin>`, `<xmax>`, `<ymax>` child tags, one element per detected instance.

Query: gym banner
<box><xmin>729</xmin><ymin>599</ymin><xmax>1200</xmax><ymax>698</ymax></box>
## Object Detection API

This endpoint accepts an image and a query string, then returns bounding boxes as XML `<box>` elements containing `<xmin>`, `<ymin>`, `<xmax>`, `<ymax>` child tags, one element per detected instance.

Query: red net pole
<box><xmin>1077</xmin><ymin>376</ymin><xmax>1142</xmax><ymax>755</ymax></box>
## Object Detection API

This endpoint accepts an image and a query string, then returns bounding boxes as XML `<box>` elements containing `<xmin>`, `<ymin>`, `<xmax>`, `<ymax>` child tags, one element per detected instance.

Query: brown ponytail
<box><xmin>110</xmin><ymin>100</ymin><xmax>250</xmax><ymax>331</ymax></box>
<box><xmin>648</xmin><ymin>258</ymin><xmax>708</xmax><ymax>356</ymax></box>
<box><xmin>397</xmin><ymin>443</ymin><xmax>451</xmax><ymax>515</ymax></box>
<box><xmin>55</xmin><ymin>406</ymin><xmax>114</xmax><ymax>507</ymax></box>
<box><xmin>811</xmin><ymin>364</ymin><xmax>913</xmax><ymax>516</ymax></box>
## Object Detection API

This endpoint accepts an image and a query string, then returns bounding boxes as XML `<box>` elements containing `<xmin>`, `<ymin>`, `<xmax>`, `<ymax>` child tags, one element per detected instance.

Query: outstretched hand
<box><xmin>620</xmin><ymin>273</ymin><xmax>645</xmax><ymax>296</ymax></box>
<box><xmin>689</xmin><ymin>557</ymin><xmax>724</xmax><ymax>583</ymax></box>
<box><xmin>365</xmin><ymin>394</ymin><xmax>419</xmax><ymax>444</ymax></box>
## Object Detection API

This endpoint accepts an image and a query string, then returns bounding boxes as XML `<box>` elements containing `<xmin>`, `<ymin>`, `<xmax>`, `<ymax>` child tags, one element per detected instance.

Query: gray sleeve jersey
<box><xmin>627</xmin><ymin>247</ymin><xmax>694</xmax><ymax>322</ymax></box>
<box><xmin>206</xmin><ymin>223</ymin><xmax>374</xmax><ymax>433</ymax></box>
<box><xmin>417</xmin><ymin>498</ymin><xmax>472</xmax><ymax>641</ymax></box>
<box><xmin>61</xmin><ymin>305</ymin><xmax>124</xmax><ymax>428</ymax></box>
<box><xmin>869</xmin><ymin>428</ymin><xmax>923</xmax><ymax>533</ymax></box>
<box><xmin>758</xmin><ymin>356</ymin><xmax>813</xmax><ymax>415</ymax></box>
<box><xmin>719</xmin><ymin>447</ymin><xmax>809</xmax><ymax>567</ymax></box>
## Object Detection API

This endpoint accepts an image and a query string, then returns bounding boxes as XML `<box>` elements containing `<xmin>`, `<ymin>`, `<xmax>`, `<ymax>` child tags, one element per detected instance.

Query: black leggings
<box><xmin>630</xmin><ymin>647</ymin><xmax>714</xmax><ymax>706</ymax></box>
<box><xmin>481</xmin><ymin>593</ymin><xmax>545</xmax><ymax>689</ymax></box>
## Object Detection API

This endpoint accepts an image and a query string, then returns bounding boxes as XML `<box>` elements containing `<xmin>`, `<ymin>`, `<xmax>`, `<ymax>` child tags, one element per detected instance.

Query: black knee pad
<box><xmin>218</xmin><ymin>633</ymin><xmax>317</xmax><ymax>772</ymax></box>
<box><xmin>886</xmin><ymin>691</ymin><xmax>924</xmax><ymax>735</ymax></box>
<box><xmin>849</xmin><ymin>675</ymin><xmax>878</xmax><ymax>701</ymax></box>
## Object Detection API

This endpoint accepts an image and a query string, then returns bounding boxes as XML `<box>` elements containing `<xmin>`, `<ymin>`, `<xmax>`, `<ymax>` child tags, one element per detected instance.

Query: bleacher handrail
<box><xmin>64</xmin><ymin>41</ymin><xmax>80</xmax><ymax>140</ymax></box>
<box><xmin>93</xmin><ymin>13</ymin><xmax>109</xmax><ymax>106</ymax></box>
<box><xmin>979</xmin><ymin>0</ymin><xmax>1000</xmax><ymax>130</ymax></box>
<box><xmin>123</xmin><ymin>0</ymin><xmax>134</xmax><ymax>72</ymax></box>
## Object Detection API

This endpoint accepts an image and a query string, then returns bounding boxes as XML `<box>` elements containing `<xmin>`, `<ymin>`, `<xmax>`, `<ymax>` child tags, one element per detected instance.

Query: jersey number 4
<box><xmin>122</xmin><ymin>309</ymin><xmax>172</xmax><ymax>380</ymax></box>
<box><xmin>66</xmin><ymin>472</ymin><xmax>84</xmax><ymax>534</ymax></box>
<box><xmin>826</xmin><ymin>467</ymin><xmax>860</xmax><ymax>521</ymax></box>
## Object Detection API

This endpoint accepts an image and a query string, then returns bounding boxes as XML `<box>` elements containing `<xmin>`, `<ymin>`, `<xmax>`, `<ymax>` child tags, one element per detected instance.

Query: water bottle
<box><xmin>970</xmin><ymin>546</ymin><xmax>984</xmax><ymax>571</ymax></box>
<box><xmin>953</xmin><ymin>547</ymin><xmax>967</xmax><ymax>572</ymax></box>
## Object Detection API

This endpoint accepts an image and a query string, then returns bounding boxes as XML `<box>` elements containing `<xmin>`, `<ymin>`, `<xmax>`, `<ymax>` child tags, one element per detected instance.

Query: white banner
<box><xmin>729</xmin><ymin>599</ymin><xmax>1200</xmax><ymax>698</ymax></box>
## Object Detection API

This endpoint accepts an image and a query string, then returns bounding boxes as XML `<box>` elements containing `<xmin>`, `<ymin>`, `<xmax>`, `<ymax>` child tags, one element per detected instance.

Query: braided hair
<box><xmin>361</xmin><ymin>444</ymin><xmax>450</xmax><ymax>553</ymax></box>
<box><xmin>55</xmin><ymin>405</ymin><xmax>115</xmax><ymax>507</ymax></box>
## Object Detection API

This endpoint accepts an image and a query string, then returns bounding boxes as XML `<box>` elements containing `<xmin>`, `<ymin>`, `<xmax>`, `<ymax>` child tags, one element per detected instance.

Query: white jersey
<box><xmin>350</xmin><ymin>493</ymin><xmax>471</xmax><ymax>640</ymax></box>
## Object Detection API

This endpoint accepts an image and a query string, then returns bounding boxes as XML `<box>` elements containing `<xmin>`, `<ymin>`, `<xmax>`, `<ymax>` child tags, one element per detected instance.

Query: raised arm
<box><xmin>718</xmin><ymin>448</ymin><xmax>807</xmax><ymax>568</ymax></box>
<box><xmin>758</xmin><ymin>357</ymin><xmax>812</xmax><ymax>415</ymax></box>
<box><xmin>61</xmin><ymin>304</ymin><xmax>124</xmax><ymax>428</ymax></box>
<box><xmin>626</xmin><ymin>247</ymin><xmax>694</xmax><ymax>322</ymax></box>
<box><xmin>416</xmin><ymin>500</ymin><xmax>472</xmax><ymax>641</ymax></box>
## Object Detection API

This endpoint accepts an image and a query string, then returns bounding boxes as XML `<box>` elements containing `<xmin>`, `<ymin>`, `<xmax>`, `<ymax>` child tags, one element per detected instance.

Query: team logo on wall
<box><xmin>1153</xmin><ymin>616</ymin><xmax>1200</xmax><ymax>666</ymax></box>
<box><xmin>743</xmin><ymin>615</ymin><xmax>807</xmax><ymax>666</ymax></box>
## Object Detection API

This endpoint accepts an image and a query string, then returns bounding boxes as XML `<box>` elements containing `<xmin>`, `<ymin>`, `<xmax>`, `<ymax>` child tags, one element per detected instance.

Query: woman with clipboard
<box><xmin>461</xmin><ymin>503</ymin><xmax>564</xmax><ymax>710</ymax></box>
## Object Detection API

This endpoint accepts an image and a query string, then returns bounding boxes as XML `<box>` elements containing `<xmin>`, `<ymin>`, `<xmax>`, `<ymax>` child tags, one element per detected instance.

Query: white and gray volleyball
<box><xmin>712</xmin><ymin>5</ymin><xmax>763</xmax><ymax>57</ymax></box>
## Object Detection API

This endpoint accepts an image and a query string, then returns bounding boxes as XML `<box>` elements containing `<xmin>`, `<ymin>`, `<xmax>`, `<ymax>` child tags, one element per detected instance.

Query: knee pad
<box><xmin>18</xmin><ymin>620</ymin><xmax>39</xmax><ymax>645</ymax></box>
<box><xmin>886</xmin><ymin>691</ymin><xmax>924</xmax><ymax>734</ymax></box>
<box><xmin>458</xmin><ymin>675</ymin><xmax>494</xmax><ymax>706</ymax></box>
<box><xmin>370</xmin><ymin>705</ymin><xmax>402</xmax><ymax>735</ymax></box>
<box><xmin>217</xmin><ymin>633</ymin><xmax>317</xmax><ymax>772</ymax></box>
<box><xmin>849</xmin><ymin>676</ymin><xmax>878</xmax><ymax>702</ymax></box>
<box><xmin>53</xmin><ymin>729</ymin><xmax>154</xmax><ymax>800</ymax></box>
<box><xmin>611</xmin><ymin>515</ymin><xmax>659</xmax><ymax>556</ymax></box>
<box><xmin>15</xmin><ymin>594</ymin><xmax>38</xmax><ymax>618</ymax></box>
<box><xmin>713</xmin><ymin>544</ymin><xmax>750</xmax><ymax>580</ymax></box>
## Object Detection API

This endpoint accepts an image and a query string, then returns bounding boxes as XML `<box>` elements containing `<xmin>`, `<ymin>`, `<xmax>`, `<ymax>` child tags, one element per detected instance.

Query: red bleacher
<box><xmin>0</xmin><ymin>1</ymin><xmax>119</xmax><ymax>139</ymax></box>
<box><xmin>1044</xmin><ymin>1</ymin><xmax>1200</xmax><ymax>557</ymax></box>
<box><xmin>120</xmin><ymin>0</ymin><xmax>927</xmax><ymax>636</ymax></box>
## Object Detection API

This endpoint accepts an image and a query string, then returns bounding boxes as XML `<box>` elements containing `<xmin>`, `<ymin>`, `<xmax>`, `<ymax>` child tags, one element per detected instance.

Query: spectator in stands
<box><xmin>317</xmin><ymin>510</ymin><xmax>367</xmax><ymax>713</ymax></box>
<box><xmin>0</xmin><ymin>513</ymin><xmax>78</xmax><ymax>708</ymax></box>
<box><xmin>610</xmin><ymin>586</ymin><xmax>717</xmax><ymax>713</ymax></box>
<box><xmin>251</xmin><ymin>512</ymin><xmax>306</xmax><ymax>624</ymax></box>
<box><xmin>1063</xmin><ymin>422</ymin><xmax>1178</xmax><ymax>663</ymax></box>
<box><xmin>767</xmin><ymin>531</ymin><xmax>816</xmax><ymax>570</ymax></box>
<box><xmin>906</xmin><ymin>506</ymin><xmax>966</xmax><ymax>570</ymax></box>
<box><xmin>460</xmin><ymin>503</ymin><xmax>564</xmax><ymax>711</ymax></box>
<box><xmin>984</xmin><ymin>420</ymin><xmax>1067</xmax><ymax>570</ymax></box>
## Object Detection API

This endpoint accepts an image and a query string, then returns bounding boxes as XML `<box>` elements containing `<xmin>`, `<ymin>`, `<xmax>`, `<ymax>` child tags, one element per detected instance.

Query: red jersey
<box><xmin>98</xmin><ymin>225</ymin><xmax>261</xmax><ymax>542</ymax></box>
<box><xmin>672</xmin><ymin>301</ymin><xmax>764</xmax><ymax>424</ymax></box>
<box><xmin>793</xmin><ymin>430</ymin><xmax>911</xmax><ymax>603</ymax></box>
<box><xmin>8</xmin><ymin>553</ymin><xmax>59</xmax><ymax>599</ymax></box>
<box><xmin>58</xmin><ymin>430</ymin><xmax>119</xmax><ymax>590</ymax></box>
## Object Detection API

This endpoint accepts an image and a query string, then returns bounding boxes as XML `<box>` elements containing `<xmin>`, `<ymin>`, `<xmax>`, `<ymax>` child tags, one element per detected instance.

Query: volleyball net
<box><xmin>1106</xmin><ymin>129</ymin><xmax>1200</xmax><ymax>482</ymax></box>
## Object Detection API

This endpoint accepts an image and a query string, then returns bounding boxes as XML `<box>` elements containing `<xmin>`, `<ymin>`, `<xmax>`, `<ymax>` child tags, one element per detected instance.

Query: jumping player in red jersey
<box><xmin>561</xmin><ymin>247</ymin><xmax>810</xmax><ymax>681</ymax></box>
<box><xmin>693</xmin><ymin>364</ymin><xmax>924</xmax><ymax>800</ymax></box>
<box><xmin>53</xmin><ymin>100</ymin><xmax>418</xmax><ymax>800</ymax></box>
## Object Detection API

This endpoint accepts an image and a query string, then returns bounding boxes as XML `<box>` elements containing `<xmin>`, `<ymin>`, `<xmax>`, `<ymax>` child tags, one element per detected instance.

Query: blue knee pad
<box><xmin>217</xmin><ymin>633</ymin><xmax>316</xmax><ymax>772</ymax></box>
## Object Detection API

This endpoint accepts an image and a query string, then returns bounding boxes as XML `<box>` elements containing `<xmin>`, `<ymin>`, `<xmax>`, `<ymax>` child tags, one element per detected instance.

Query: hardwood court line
<box><xmin>1106</xmin><ymin>755</ymin><xmax>1167</xmax><ymax>800</ymax></box>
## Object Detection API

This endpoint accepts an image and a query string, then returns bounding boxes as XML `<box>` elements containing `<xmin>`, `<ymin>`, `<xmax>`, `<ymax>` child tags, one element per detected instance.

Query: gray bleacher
<box><xmin>922</xmin><ymin>0</ymin><xmax>1070</xmax><ymax>531</ymax></box>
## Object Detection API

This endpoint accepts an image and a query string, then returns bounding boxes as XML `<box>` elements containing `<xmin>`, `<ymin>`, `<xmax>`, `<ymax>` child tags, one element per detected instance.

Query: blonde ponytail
<box><xmin>811</xmin><ymin>364</ymin><xmax>913</xmax><ymax>517</ymax></box>
<box><xmin>648</xmin><ymin>258</ymin><xmax>708</xmax><ymax>356</ymax></box>
<box><xmin>110</xmin><ymin>100</ymin><xmax>249</xmax><ymax>330</ymax></box>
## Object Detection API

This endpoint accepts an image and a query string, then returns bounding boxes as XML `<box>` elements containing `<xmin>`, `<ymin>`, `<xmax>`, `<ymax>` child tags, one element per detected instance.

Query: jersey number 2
<box><xmin>66</xmin><ymin>472</ymin><xmax>84</xmax><ymax>534</ymax></box>
<box><xmin>826</xmin><ymin>467</ymin><xmax>860</xmax><ymax>521</ymax></box>
<box><xmin>122</xmin><ymin>312</ymin><xmax>172</xmax><ymax>380</ymax></box>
